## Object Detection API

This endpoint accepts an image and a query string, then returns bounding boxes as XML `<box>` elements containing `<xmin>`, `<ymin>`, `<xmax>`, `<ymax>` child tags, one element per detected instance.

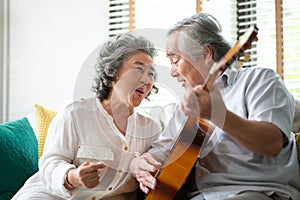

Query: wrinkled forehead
<box><xmin>166</xmin><ymin>31</ymin><xmax>201</xmax><ymax>62</ymax></box>
<box><xmin>166</xmin><ymin>31</ymin><xmax>182</xmax><ymax>56</ymax></box>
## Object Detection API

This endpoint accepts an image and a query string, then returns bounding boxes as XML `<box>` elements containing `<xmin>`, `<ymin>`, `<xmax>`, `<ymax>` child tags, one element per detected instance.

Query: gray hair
<box><xmin>92</xmin><ymin>33</ymin><xmax>158</xmax><ymax>101</ymax></box>
<box><xmin>167</xmin><ymin>13</ymin><xmax>231</xmax><ymax>61</ymax></box>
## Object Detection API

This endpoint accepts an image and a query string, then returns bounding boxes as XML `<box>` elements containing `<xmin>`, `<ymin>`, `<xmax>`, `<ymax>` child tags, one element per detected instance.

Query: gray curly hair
<box><xmin>92</xmin><ymin>33</ymin><xmax>158</xmax><ymax>101</ymax></box>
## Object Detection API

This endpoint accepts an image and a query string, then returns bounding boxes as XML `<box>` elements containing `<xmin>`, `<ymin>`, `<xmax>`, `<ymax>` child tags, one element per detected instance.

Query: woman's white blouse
<box><xmin>39</xmin><ymin>98</ymin><xmax>161</xmax><ymax>200</ymax></box>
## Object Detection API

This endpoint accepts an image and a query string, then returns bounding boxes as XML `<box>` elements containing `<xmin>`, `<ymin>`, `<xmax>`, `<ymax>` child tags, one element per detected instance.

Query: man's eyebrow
<box><xmin>134</xmin><ymin>61</ymin><xmax>146</xmax><ymax>65</ymax></box>
<box><xmin>166</xmin><ymin>51</ymin><xmax>177</xmax><ymax>56</ymax></box>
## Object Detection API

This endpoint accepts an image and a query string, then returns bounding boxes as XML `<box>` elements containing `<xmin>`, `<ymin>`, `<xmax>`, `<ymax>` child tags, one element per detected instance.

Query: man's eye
<box><xmin>171</xmin><ymin>60</ymin><xmax>179</xmax><ymax>65</ymax></box>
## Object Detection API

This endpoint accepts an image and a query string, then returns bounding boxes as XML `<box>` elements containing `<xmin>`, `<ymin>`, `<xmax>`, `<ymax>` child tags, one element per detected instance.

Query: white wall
<box><xmin>7</xmin><ymin>0</ymin><xmax>109</xmax><ymax>120</ymax></box>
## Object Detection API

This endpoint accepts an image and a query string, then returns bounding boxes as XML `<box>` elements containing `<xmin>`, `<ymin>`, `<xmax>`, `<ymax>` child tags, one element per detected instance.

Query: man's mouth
<box><xmin>178</xmin><ymin>79</ymin><xmax>186</xmax><ymax>87</ymax></box>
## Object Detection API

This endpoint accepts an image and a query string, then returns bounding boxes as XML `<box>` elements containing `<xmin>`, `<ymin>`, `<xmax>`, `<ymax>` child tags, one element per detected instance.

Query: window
<box><xmin>201</xmin><ymin>0</ymin><xmax>300</xmax><ymax>99</ymax></box>
<box><xmin>131</xmin><ymin>0</ymin><xmax>196</xmax><ymax>122</ymax></box>
<box><xmin>282</xmin><ymin>1</ymin><xmax>300</xmax><ymax>98</ymax></box>
<box><xmin>112</xmin><ymin>0</ymin><xmax>300</xmax><ymax>101</ymax></box>
<box><xmin>108</xmin><ymin>0</ymin><xmax>134</xmax><ymax>37</ymax></box>
<box><xmin>134</xmin><ymin>0</ymin><xmax>196</xmax><ymax>29</ymax></box>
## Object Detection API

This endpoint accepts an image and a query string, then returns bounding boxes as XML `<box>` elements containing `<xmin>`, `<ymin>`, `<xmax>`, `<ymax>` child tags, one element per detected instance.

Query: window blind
<box><xmin>236</xmin><ymin>0</ymin><xmax>258</xmax><ymax>68</ymax></box>
<box><xmin>108</xmin><ymin>0</ymin><xmax>131</xmax><ymax>37</ymax></box>
<box><xmin>255</xmin><ymin>0</ymin><xmax>277</xmax><ymax>71</ymax></box>
<box><xmin>134</xmin><ymin>0</ymin><xmax>195</xmax><ymax>29</ymax></box>
<box><xmin>202</xmin><ymin>0</ymin><xmax>258</xmax><ymax>68</ymax></box>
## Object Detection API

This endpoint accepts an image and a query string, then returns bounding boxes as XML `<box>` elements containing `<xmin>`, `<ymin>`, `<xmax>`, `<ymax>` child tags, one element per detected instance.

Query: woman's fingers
<box><xmin>75</xmin><ymin>161</ymin><xmax>107</xmax><ymax>188</ymax></box>
<box><xmin>130</xmin><ymin>153</ymin><xmax>161</xmax><ymax>192</ymax></box>
<box><xmin>81</xmin><ymin>161</ymin><xmax>107</xmax><ymax>173</ymax></box>
<box><xmin>136</xmin><ymin>172</ymin><xmax>157</xmax><ymax>190</ymax></box>
<box><xmin>142</xmin><ymin>153</ymin><xmax>162</xmax><ymax>169</ymax></box>
<box><xmin>84</xmin><ymin>174</ymin><xmax>100</xmax><ymax>188</ymax></box>
<box><xmin>139</xmin><ymin>182</ymin><xmax>150</xmax><ymax>194</ymax></box>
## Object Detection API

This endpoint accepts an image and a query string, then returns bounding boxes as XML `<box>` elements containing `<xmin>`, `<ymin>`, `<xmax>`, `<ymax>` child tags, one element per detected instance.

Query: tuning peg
<box><xmin>237</xmin><ymin>61</ymin><xmax>244</xmax><ymax>68</ymax></box>
<box><xmin>238</xmin><ymin>52</ymin><xmax>250</xmax><ymax>61</ymax></box>
<box><xmin>240</xmin><ymin>53</ymin><xmax>251</xmax><ymax>62</ymax></box>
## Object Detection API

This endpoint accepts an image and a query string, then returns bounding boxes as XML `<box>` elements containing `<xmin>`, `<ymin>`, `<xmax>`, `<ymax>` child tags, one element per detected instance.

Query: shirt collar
<box><xmin>217</xmin><ymin>63</ymin><xmax>240</xmax><ymax>87</ymax></box>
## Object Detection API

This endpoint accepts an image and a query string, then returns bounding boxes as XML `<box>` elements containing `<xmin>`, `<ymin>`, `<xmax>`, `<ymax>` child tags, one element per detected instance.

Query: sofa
<box><xmin>0</xmin><ymin>102</ymin><xmax>299</xmax><ymax>200</ymax></box>
<box><xmin>0</xmin><ymin>104</ymin><xmax>56</xmax><ymax>199</ymax></box>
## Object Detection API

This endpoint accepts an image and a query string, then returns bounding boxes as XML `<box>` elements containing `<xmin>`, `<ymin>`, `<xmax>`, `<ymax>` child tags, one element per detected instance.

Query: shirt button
<box><xmin>118</xmin><ymin>169</ymin><xmax>122</xmax><ymax>173</ymax></box>
<box><xmin>124</xmin><ymin>146</ymin><xmax>128</xmax><ymax>151</ymax></box>
<box><xmin>108</xmin><ymin>187</ymin><xmax>113</xmax><ymax>191</ymax></box>
<box><xmin>91</xmin><ymin>197</ymin><xmax>96</xmax><ymax>200</ymax></box>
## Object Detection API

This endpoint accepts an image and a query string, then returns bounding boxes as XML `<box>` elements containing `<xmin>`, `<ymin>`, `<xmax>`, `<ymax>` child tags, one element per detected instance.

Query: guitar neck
<box><xmin>203</xmin><ymin>70</ymin><xmax>220</xmax><ymax>92</ymax></box>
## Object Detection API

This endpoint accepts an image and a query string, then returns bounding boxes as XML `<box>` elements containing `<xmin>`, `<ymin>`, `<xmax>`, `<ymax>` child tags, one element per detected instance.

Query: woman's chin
<box><xmin>130</xmin><ymin>100</ymin><xmax>142</xmax><ymax>108</ymax></box>
<box><xmin>130</xmin><ymin>95</ymin><xmax>144</xmax><ymax>107</ymax></box>
<box><xmin>133</xmin><ymin>102</ymin><xmax>142</xmax><ymax>107</ymax></box>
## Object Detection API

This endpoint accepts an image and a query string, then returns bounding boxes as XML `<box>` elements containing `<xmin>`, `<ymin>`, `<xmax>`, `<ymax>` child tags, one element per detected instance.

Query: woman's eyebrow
<box><xmin>134</xmin><ymin>61</ymin><xmax>154</xmax><ymax>68</ymax></box>
<box><xmin>134</xmin><ymin>62</ymin><xmax>156</xmax><ymax>73</ymax></box>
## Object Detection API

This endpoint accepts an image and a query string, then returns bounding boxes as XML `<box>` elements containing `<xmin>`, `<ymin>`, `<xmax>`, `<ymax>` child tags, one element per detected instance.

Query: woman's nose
<box><xmin>140</xmin><ymin>72</ymin><xmax>153</xmax><ymax>84</ymax></box>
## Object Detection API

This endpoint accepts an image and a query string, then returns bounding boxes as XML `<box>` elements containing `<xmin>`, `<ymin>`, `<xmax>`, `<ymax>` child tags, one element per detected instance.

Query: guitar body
<box><xmin>145</xmin><ymin>117</ymin><xmax>208</xmax><ymax>200</ymax></box>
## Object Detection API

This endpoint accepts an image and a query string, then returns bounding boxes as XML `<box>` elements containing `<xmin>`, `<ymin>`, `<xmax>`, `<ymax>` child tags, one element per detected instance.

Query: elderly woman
<box><xmin>12</xmin><ymin>33</ymin><xmax>161</xmax><ymax>200</ymax></box>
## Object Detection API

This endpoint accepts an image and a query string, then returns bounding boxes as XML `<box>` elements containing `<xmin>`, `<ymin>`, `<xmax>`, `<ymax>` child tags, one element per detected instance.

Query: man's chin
<box><xmin>179</xmin><ymin>81</ymin><xmax>186</xmax><ymax>88</ymax></box>
<box><xmin>182</xmin><ymin>82</ymin><xmax>191</xmax><ymax>89</ymax></box>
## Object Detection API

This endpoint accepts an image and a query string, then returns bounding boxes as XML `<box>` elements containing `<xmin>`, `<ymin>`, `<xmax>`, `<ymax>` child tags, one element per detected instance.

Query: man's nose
<box><xmin>171</xmin><ymin>64</ymin><xmax>178</xmax><ymax>77</ymax></box>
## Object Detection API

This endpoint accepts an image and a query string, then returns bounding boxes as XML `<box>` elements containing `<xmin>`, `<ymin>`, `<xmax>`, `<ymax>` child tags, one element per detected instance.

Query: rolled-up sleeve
<box><xmin>39</xmin><ymin>109</ymin><xmax>78</xmax><ymax>198</ymax></box>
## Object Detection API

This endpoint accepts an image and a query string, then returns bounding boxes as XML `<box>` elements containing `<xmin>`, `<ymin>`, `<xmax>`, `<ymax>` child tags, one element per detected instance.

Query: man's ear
<box><xmin>204</xmin><ymin>45</ymin><xmax>214</xmax><ymax>66</ymax></box>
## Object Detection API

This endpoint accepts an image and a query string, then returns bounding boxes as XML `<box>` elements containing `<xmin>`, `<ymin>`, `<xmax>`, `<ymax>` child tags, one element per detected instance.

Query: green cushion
<box><xmin>0</xmin><ymin>117</ymin><xmax>38</xmax><ymax>200</ymax></box>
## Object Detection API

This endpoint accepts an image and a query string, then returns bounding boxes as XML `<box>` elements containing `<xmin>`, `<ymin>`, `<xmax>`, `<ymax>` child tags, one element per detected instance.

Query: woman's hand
<box><xmin>66</xmin><ymin>161</ymin><xmax>107</xmax><ymax>189</ymax></box>
<box><xmin>130</xmin><ymin>153</ymin><xmax>161</xmax><ymax>194</ymax></box>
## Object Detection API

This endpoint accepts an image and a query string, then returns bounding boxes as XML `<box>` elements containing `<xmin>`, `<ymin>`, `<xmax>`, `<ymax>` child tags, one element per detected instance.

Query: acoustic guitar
<box><xmin>144</xmin><ymin>25</ymin><xmax>259</xmax><ymax>200</ymax></box>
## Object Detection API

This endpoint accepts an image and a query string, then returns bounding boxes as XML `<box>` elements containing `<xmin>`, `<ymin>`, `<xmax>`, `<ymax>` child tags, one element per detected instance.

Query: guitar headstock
<box><xmin>217</xmin><ymin>25</ymin><xmax>258</xmax><ymax>72</ymax></box>
<box><xmin>203</xmin><ymin>25</ymin><xmax>258</xmax><ymax>91</ymax></box>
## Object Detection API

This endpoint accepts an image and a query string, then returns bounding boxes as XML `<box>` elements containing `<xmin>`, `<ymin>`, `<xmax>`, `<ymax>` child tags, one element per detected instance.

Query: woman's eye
<box><xmin>135</xmin><ymin>66</ymin><xmax>143</xmax><ymax>72</ymax></box>
<box><xmin>148</xmin><ymin>72</ymin><xmax>155</xmax><ymax>77</ymax></box>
